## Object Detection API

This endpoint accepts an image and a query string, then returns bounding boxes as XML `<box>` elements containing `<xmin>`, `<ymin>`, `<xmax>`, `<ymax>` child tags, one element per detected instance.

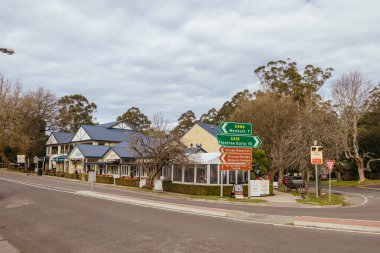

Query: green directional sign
<box><xmin>219</xmin><ymin>122</ymin><xmax>252</xmax><ymax>135</ymax></box>
<box><xmin>217</xmin><ymin>134</ymin><xmax>262</xmax><ymax>148</ymax></box>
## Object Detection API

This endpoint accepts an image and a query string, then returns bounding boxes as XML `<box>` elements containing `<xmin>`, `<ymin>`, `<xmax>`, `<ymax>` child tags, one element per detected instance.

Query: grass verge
<box><xmin>321</xmin><ymin>179</ymin><xmax>380</xmax><ymax>187</ymax></box>
<box><xmin>295</xmin><ymin>192</ymin><xmax>348</xmax><ymax>206</ymax></box>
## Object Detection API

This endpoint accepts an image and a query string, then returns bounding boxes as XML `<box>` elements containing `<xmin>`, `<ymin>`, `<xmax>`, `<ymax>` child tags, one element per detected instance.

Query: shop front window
<box><xmin>184</xmin><ymin>165</ymin><xmax>194</xmax><ymax>183</ymax></box>
<box><xmin>196</xmin><ymin>165</ymin><xmax>207</xmax><ymax>184</ymax></box>
<box><xmin>162</xmin><ymin>165</ymin><xmax>171</xmax><ymax>180</ymax></box>
<box><xmin>210</xmin><ymin>164</ymin><xmax>218</xmax><ymax>184</ymax></box>
<box><xmin>229</xmin><ymin>171</ymin><xmax>236</xmax><ymax>184</ymax></box>
<box><xmin>173</xmin><ymin>165</ymin><xmax>182</xmax><ymax>182</ymax></box>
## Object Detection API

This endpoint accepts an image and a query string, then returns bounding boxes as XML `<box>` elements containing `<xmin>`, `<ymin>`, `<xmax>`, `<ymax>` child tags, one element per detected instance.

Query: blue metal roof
<box><xmin>80</xmin><ymin>125</ymin><xmax>139</xmax><ymax>142</ymax></box>
<box><xmin>197</xmin><ymin>123</ymin><xmax>221</xmax><ymax>136</ymax></box>
<box><xmin>98</xmin><ymin>120</ymin><xmax>123</xmax><ymax>128</ymax></box>
<box><xmin>75</xmin><ymin>144</ymin><xmax>110</xmax><ymax>158</ymax></box>
<box><xmin>111</xmin><ymin>146</ymin><xmax>135</xmax><ymax>159</ymax></box>
<box><xmin>185</xmin><ymin>147</ymin><xmax>207</xmax><ymax>154</ymax></box>
<box><xmin>52</xmin><ymin>132</ymin><xmax>75</xmax><ymax>144</ymax></box>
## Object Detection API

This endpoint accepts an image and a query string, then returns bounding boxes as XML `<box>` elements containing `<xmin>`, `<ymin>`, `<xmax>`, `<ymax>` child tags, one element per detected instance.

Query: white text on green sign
<box><xmin>217</xmin><ymin>134</ymin><xmax>262</xmax><ymax>148</ymax></box>
<box><xmin>219</xmin><ymin>122</ymin><xmax>252</xmax><ymax>135</ymax></box>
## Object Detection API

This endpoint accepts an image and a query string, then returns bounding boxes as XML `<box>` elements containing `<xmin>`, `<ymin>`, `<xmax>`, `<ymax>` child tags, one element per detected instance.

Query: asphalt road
<box><xmin>1</xmin><ymin>171</ymin><xmax>379</xmax><ymax>221</ymax></box>
<box><xmin>0</xmin><ymin>172</ymin><xmax>379</xmax><ymax>253</ymax></box>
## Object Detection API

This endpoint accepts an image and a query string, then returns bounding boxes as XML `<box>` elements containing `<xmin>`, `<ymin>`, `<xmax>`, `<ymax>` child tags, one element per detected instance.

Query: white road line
<box><xmin>332</xmin><ymin>190</ymin><xmax>368</xmax><ymax>207</ymax></box>
<box><xmin>0</xmin><ymin>178</ymin><xmax>76</xmax><ymax>193</ymax></box>
<box><xmin>2</xmin><ymin>176</ymin><xmax>380</xmax><ymax>235</ymax></box>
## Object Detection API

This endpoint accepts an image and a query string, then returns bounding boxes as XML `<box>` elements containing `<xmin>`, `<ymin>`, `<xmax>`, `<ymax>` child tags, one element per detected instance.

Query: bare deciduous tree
<box><xmin>129</xmin><ymin>113</ymin><xmax>189</xmax><ymax>187</ymax></box>
<box><xmin>331</xmin><ymin>71</ymin><xmax>374</xmax><ymax>182</ymax></box>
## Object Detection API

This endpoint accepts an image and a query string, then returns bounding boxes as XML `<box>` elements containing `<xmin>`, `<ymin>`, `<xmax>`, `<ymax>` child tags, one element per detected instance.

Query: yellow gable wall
<box><xmin>180</xmin><ymin>124</ymin><xmax>220</xmax><ymax>152</ymax></box>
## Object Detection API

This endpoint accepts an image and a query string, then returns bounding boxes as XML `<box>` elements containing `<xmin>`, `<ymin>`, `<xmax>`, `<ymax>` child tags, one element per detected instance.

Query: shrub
<box><xmin>96</xmin><ymin>175</ymin><xmax>114</xmax><ymax>184</ymax></box>
<box><xmin>116</xmin><ymin>178</ymin><xmax>140</xmax><ymax>188</ymax></box>
<box><xmin>162</xmin><ymin>180</ymin><xmax>248</xmax><ymax>196</ymax></box>
<box><xmin>64</xmin><ymin>173</ymin><xmax>81</xmax><ymax>180</ymax></box>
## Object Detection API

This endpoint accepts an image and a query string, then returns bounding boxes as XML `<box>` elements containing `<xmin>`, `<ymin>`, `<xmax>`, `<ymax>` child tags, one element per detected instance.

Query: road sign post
<box><xmin>219</xmin><ymin>122</ymin><xmax>252</xmax><ymax>135</ymax></box>
<box><xmin>325</xmin><ymin>160</ymin><xmax>335</xmax><ymax>204</ymax></box>
<box><xmin>311</xmin><ymin>144</ymin><xmax>323</xmax><ymax>198</ymax></box>
<box><xmin>217</xmin><ymin>135</ymin><xmax>262</xmax><ymax>148</ymax></box>
<box><xmin>218</xmin><ymin>122</ymin><xmax>262</xmax><ymax>199</ymax></box>
<box><xmin>88</xmin><ymin>171</ymin><xmax>96</xmax><ymax>192</ymax></box>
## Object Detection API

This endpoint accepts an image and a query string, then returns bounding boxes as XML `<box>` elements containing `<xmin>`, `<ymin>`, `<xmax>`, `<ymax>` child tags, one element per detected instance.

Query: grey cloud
<box><xmin>0</xmin><ymin>0</ymin><xmax>379</xmax><ymax>123</ymax></box>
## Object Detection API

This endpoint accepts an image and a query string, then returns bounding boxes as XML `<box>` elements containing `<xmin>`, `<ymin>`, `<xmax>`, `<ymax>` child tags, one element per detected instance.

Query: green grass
<box><xmin>321</xmin><ymin>179</ymin><xmax>380</xmax><ymax>187</ymax></box>
<box><xmin>296</xmin><ymin>192</ymin><xmax>348</xmax><ymax>206</ymax></box>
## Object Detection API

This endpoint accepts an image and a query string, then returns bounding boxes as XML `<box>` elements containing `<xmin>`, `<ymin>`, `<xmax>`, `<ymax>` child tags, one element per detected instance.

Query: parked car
<box><xmin>289</xmin><ymin>176</ymin><xmax>305</xmax><ymax>187</ymax></box>
<box><xmin>283</xmin><ymin>176</ymin><xmax>305</xmax><ymax>190</ymax></box>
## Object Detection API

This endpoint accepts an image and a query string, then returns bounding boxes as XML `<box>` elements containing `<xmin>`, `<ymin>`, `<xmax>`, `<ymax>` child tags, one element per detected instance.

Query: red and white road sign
<box><xmin>220</xmin><ymin>164</ymin><xmax>251</xmax><ymax>171</ymax></box>
<box><xmin>219</xmin><ymin>147</ymin><xmax>252</xmax><ymax>154</ymax></box>
<box><xmin>219</xmin><ymin>153</ymin><xmax>252</xmax><ymax>163</ymax></box>
<box><xmin>310</xmin><ymin>146</ymin><xmax>323</xmax><ymax>165</ymax></box>
<box><xmin>325</xmin><ymin>160</ymin><xmax>335</xmax><ymax>173</ymax></box>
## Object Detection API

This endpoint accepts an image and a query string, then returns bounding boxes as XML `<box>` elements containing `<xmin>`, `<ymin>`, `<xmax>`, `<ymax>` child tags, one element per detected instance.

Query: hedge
<box><xmin>162</xmin><ymin>180</ymin><xmax>248</xmax><ymax>196</ymax></box>
<box><xmin>96</xmin><ymin>175</ymin><xmax>114</xmax><ymax>184</ymax></box>
<box><xmin>163</xmin><ymin>180</ymin><xmax>274</xmax><ymax>196</ymax></box>
<box><xmin>116</xmin><ymin>178</ymin><xmax>140</xmax><ymax>188</ymax></box>
<box><xmin>64</xmin><ymin>173</ymin><xmax>81</xmax><ymax>180</ymax></box>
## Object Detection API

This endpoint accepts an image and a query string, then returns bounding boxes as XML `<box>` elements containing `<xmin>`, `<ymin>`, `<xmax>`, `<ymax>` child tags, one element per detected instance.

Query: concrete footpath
<box><xmin>77</xmin><ymin>190</ymin><xmax>380</xmax><ymax>234</ymax></box>
<box><xmin>0</xmin><ymin>236</ymin><xmax>19</xmax><ymax>253</ymax></box>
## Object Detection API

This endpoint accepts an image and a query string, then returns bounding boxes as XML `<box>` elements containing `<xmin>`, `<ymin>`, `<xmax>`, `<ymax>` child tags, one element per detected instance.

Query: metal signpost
<box><xmin>310</xmin><ymin>143</ymin><xmax>323</xmax><ymax>198</ymax></box>
<box><xmin>219</xmin><ymin>153</ymin><xmax>252</xmax><ymax>164</ymax></box>
<box><xmin>325</xmin><ymin>160</ymin><xmax>335</xmax><ymax>204</ymax></box>
<box><xmin>88</xmin><ymin>171</ymin><xmax>96</xmax><ymax>191</ymax></box>
<box><xmin>217</xmin><ymin>135</ymin><xmax>262</xmax><ymax>148</ymax></box>
<box><xmin>218</xmin><ymin>122</ymin><xmax>262</xmax><ymax>198</ymax></box>
<box><xmin>219</xmin><ymin>122</ymin><xmax>252</xmax><ymax>135</ymax></box>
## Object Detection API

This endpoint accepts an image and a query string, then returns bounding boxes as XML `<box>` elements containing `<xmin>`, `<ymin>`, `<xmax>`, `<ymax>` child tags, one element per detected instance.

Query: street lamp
<box><xmin>0</xmin><ymin>48</ymin><xmax>14</xmax><ymax>55</ymax></box>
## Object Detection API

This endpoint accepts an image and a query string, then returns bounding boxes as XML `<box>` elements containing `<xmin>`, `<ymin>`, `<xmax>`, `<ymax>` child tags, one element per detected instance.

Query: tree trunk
<box><xmin>148</xmin><ymin>168</ymin><xmax>161</xmax><ymax>188</ymax></box>
<box><xmin>337</xmin><ymin>171</ymin><xmax>342</xmax><ymax>181</ymax></box>
<box><xmin>356</xmin><ymin>157</ymin><xmax>366</xmax><ymax>183</ymax></box>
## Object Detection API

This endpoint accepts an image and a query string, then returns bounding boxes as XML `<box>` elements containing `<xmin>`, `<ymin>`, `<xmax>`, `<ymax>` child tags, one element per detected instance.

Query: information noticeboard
<box><xmin>17</xmin><ymin>155</ymin><xmax>25</xmax><ymax>164</ymax></box>
<box><xmin>250</xmin><ymin>180</ymin><xmax>270</xmax><ymax>197</ymax></box>
<box><xmin>88</xmin><ymin>171</ymin><xmax>96</xmax><ymax>182</ymax></box>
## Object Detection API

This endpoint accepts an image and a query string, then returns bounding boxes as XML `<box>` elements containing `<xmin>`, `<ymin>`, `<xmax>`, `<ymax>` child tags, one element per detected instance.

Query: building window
<box><xmin>121</xmin><ymin>165</ymin><xmax>128</xmax><ymax>176</ymax></box>
<box><xmin>237</xmin><ymin>170</ymin><xmax>245</xmax><ymax>184</ymax></box>
<box><xmin>173</xmin><ymin>165</ymin><xmax>182</xmax><ymax>182</ymax></box>
<box><xmin>229</xmin><ymin>171</ymin><xmax>236</xmax><ymax>184</ymax></box>
<box><xmin>210</xmin><ymin>164</ymin><xmax>218</xmax><ymax>184</ymax></box>
<box><xmin>184</xmin><ymin>165</ymin><xmax>194</xmax><ymax>183</ymax></box>
<box><xmin>162</xmin><ymin>165</ymin><xmax>171</xmax><ymax>180</ymax></box>
<box><xmin>51</xmin><ymin>146</ymin><xmax>58</xmax><ymax>155</ymax></box>
<box><xmin>196</xmin><ymin>164</ymin><xmax>207</xmax><ymax>184</ymax></box>
<box><xmin>109</xmin><ymin>165</ymin><xmax>118</xmax><ymax>175</ymax></box>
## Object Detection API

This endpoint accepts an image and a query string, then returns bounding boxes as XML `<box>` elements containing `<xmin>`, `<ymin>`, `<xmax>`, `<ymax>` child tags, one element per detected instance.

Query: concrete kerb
<box><xmin>293</xmin><ymin>216</ymin><xmax>380</xmax><ymax>234</ymax></box>
<box><xmin>76</xmin><ymin>190</ymin><xmax>380</xmax><ymax>233</ymax></box>
<box><xmin>0</xmin><ymin>235</ymin><xmax>19</xmax><ymax>253</ymax></box>
<box><xmin>0</xmin><ymin>170</ymin><xmax>352</xmax><ymax>208</ymax></box>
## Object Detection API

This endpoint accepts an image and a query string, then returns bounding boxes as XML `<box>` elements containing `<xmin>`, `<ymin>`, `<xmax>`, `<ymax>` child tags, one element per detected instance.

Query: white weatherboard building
<box><xmin>45</xmin><ymin>121</ymin><xmax>248</xmax><ymax>185</ymax></box>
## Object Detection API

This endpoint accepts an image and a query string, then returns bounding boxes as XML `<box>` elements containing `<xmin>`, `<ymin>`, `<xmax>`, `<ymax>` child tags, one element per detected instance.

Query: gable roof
<box><xmin>75</xmin><ymin>144</ymin><xmax>110</xmax><ymax>158</ymax></box>
<box><xmin>185</xmin><ymin>147</ymin><xmax>207</xmax><ymax>154</ymax></box>
<box><xmin>52</xmin><ymin>132</ymin><xmax>75</xmax><ymax>144</ymax></box>
<box><xmin>98</xmin><ymin>120</ymin><xmax>133</xmax><ymax>130</ymax></box>
<box><xmin>77</xmin><ymin>125</ymin><xmax>136</xmax><ymax>142</ymax></box>
<box><xmin>197</xmin><ymin>123</ymin><xmax>221</xmax><ymax>137</ymax></box>
<box><xmin>111</xmin><ymin>146</ymin><xmax>136</xmax><ymax>159</ymax></box>
<box><xmin>98</xmin><ymin>120</ymin><xmax>122</xmax><ymax>128</ymax></box>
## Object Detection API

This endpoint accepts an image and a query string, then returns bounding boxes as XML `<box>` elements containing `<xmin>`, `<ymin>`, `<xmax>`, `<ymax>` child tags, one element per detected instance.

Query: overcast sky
<box><xmin>1</xmin><ymin>0</ymin><xmax>379</xmax><ymax>123</ymax></box>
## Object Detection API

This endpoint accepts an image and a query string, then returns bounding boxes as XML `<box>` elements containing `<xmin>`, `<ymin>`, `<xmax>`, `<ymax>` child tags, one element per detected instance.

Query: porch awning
<box><xmin>53</xmin><ymin>155</ymin><xmax>66</xmax><ymax>162</ymax></box>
